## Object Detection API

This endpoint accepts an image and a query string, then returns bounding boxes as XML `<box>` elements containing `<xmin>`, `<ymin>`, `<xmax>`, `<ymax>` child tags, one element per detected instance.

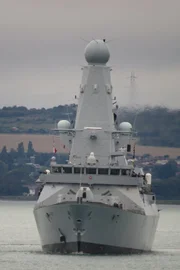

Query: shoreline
<box><xmin>157</xmin><ymin>200</ymin><xmax>180</xmax><ymax>205</ymax></box>
<box><xmin>0</xmin><ymin>196</ymin><xmax>37</xmax><ymax>201</ymax></box>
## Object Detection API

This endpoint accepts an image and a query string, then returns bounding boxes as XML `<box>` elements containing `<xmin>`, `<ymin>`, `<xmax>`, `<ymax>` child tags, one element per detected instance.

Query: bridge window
<box><xmin>98</xmin><ymin>168</ymin><xmax>109</xmax><ymax>175</ymax></box>
<box><xmin>74</xmin><ymin>167</ymin><xmax>81</xmax><ymax>174</ymax></box>
<box><xmin>125</xmin><ymin>169</ymin><xmax>131</xmax><ymax>175</ymax></box>
<box><xmin>110</xmin><ymin>169</ymin><xmax>120</xmax><ymax>175</ymax></box>
<box><xmin>122</xmin><ymin>169</ymin><xmax>127</xmax><ymax>175</ymax></box>
<box><xmin>62</xmin><ymin>167</ymin><xmax>72</xmax><ymax>174</ymax></box>
<box><xmin>86</xmin><ymin>168</ymin><xmax>96</xmax><ymax>174</ymax></box>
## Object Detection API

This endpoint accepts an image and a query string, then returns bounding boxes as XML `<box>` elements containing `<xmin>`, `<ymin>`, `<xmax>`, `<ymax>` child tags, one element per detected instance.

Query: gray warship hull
<box><xmin>34</xmin><ymin>202</ymin><xmax>159</xmax><ymax>254</ymax></box>
<box><xmin>34</xmin><ymin>39</ymin><xmax>159</xmax><ymax>254</ymax></box>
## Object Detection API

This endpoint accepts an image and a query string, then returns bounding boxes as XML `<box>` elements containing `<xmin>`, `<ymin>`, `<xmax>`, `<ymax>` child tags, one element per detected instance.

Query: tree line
<box><xmin>0</xmin><ymin>141</ymin><xmax>68</xmax><ymax>196</ymax></box>
<box><xmin>0</xmin><ymin>105</ymin><xmax>179</xmax><ymax>147</ymax></box>
<box><xmin>0</xmin><ymin>140</ymin><xmax>179</xmax><ymax>199</ymax></box>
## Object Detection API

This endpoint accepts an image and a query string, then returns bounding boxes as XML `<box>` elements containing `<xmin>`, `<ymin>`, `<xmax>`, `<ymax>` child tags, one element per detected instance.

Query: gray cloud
<box><xmin>0</xmin><ymin>0</ymin><xmax>180</xmax><ymax>108</ymax></box>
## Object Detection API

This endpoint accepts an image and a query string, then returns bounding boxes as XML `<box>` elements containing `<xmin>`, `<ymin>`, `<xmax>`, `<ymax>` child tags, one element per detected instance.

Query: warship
<box><xmin>33</xmin><ymin>39</ymin><xmax>159</xmax><ymax>254</ymax></box>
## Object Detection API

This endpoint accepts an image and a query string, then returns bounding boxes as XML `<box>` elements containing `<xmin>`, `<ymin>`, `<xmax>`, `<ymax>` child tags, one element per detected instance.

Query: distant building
<box><xmin>23</xmin><ymin>184</ymin><xmax>36</xmax><ymax>196</ymax></box>
<box><xmin>155</xmin><ymin>160</ymin><xmax>168</xmax><ymax>165</ymax></box>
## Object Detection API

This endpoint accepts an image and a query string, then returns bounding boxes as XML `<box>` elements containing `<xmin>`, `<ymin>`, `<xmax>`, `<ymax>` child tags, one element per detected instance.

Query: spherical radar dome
<box><xmin>119</xmin><ymin>122</ymin><xmax>132</xmax><ymax>132</ymax></box>
<box><xmin>57</xmin><ymin>120</ymin><xmax>71</xmax><ymax>129</ymax></box>
<box><xmin>85</xmin><ymin>39</ymin><xmax>110</xmax><ymax>65</ymax></box>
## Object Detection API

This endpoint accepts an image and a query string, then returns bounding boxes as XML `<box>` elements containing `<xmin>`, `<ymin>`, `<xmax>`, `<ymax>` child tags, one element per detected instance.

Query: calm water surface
<box><xmin>0</xmin><ymin>201</ymin><xmax>179</xmax><ymax>270</ymax></box>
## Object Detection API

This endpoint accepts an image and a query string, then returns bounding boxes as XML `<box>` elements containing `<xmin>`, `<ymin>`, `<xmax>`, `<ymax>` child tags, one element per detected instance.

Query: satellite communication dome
<box><xmin>119</xmin><ymin>122</ymin><xmax>132</xmax><ymax>132</ymax></box>
<box><xmin>87</xmin><ymin>152</ymin><xmax>97</xmax><ymax>165</ymax></box>
<box><xmin>85</xmin><ymin>39</ymin><xmax>110</xmax><ymax>65</ymax></box>
<box><xmin>57</xmin><ymin>120</ymin><xmax>71</xmax><ymax>129</ymax></box>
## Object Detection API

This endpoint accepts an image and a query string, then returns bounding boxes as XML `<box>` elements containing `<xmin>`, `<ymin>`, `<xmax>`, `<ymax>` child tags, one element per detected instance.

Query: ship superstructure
<box><xmin>34</xmin><ymin>39</ymin><xmax>159</xmax><ymax>254</ymax></box>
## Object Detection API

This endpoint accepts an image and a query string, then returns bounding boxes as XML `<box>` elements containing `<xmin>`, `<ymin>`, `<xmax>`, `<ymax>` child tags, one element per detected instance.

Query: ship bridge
<box><xmin>38</xmin><ymin>162</ymin><xmax>143</xmax><ymax>187</ymax></box>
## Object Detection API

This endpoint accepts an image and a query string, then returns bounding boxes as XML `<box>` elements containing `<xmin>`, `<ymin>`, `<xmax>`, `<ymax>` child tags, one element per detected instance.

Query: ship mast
<box><xmin>69</xmin><ymin>40</ymin><xmax>115</xmax><ymax>166</ymax></box>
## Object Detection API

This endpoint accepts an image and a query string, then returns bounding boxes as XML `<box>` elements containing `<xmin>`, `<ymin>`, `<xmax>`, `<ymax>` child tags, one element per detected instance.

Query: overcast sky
<box><xmin>0</xmin><ymin>0</ymin><xmax>180</xmax><ymax>109</ymax></box>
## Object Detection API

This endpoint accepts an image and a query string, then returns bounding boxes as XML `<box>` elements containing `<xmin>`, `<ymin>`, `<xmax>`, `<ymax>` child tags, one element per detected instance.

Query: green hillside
<box><xmin>0</xmin><ymin>105</ymin><xmax>179</xmax><ymax>147</ymax></box>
